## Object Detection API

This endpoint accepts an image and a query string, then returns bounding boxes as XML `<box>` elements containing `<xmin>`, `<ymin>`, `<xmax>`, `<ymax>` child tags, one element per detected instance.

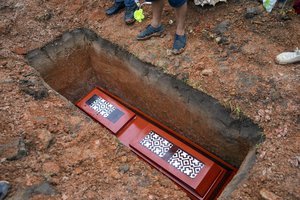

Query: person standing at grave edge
<box><xmin>136</xmin><ymin>0</ymin><xmax>187</xmax><ymax>55</ymax></box>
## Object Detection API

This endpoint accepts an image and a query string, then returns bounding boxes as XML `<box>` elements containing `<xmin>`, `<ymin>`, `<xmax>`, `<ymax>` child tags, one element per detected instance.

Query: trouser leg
<box><xmin>124</xmin><ymin>0</ymin><xmax>136</xmax><ymax>7</ymax></box>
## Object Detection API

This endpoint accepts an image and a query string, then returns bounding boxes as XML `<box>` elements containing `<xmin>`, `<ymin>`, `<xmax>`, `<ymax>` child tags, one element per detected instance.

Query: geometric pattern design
<box><xmin>168</xmin><ymin>149</ymin><xmax>205</xmax><ymax>179</ymax></box>
<box><xmin>89</xmin><ymin>96</ymin><xmax>116</xmax><ymax>118</ymax></box>
<box><xmin>140</xmin><ymin>131</ymin><xmax>173</xmax><ymax>158</ymax></box>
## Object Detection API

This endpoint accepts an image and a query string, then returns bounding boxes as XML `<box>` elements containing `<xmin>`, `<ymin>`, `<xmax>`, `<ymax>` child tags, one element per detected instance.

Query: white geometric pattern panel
<box><xmin>168</xmin><ymin>149</ymin><xmax>205</xmax><ymax>179</ymax></box>
<box><xmin>140</xmin><ymin>131</ymin><xmax>173</xmax><ymax>158</ymax></box>
<box><xmin>89</xmin><ymin>96</ymin><xmax>116</xmax><ymax>118</ymax></box>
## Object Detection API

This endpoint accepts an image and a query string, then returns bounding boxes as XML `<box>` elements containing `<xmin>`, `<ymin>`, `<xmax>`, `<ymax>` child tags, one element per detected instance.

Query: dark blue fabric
<box><xmin>146</xmin><ymin>0</ymin><xmax>187</xmax><ymax>8</ymax></box>
<box><xmin>115</xmin><ymin>0</ymin><xmax>135</xmax><ymax>7</ymax></box>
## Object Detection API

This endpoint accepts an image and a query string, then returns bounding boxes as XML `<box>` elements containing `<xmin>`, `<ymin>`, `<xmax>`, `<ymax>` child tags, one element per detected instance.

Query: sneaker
<box><xmin>276</xmin><ymin>48</ymin><xmax>300</xmax><ymax>64</ymax></box>
<box><xmin>124</xmin><ymin>4</ymin><xmax>138</xmax><ymax>25</ymax></box>
<box><xmin>172</xmin><ymin>34</ymin><xmax>187</xmax><ymax>55</ymax></box>
<box><xmin>0</xmin><ymin>181</ymin><xmax>10</xmax><ymax>200</ymax></box>
<box><xmin>137</xmin><ymin>24</ymin><xmax>164</xmax><ymax>40</ymax></box>
<box><xmin>106</xmin><ymin>2</ymin><xmax>125</xmax><ymax>16</ymax></box>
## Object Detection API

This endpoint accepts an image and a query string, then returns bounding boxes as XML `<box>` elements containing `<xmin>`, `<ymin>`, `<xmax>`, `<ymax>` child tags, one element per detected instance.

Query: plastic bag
<box><xmin>134</xmin><ymin>0</ymin><xmax>151</xmax><ymax>22</ymax></box>
<box><xmin>263</xmin><ymin>0</ymin><xmax>277</xmax><ymax>12</ymax></box>
<box><xmin>134</xmin><ymin>9</ymin><xmax>145</xmax><ymax>22</ymax></box>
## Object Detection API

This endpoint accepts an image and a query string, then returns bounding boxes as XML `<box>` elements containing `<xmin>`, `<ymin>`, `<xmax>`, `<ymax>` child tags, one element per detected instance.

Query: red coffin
<box><xmin>76</xmin><ymin>87</ymin><xmax>237</xmax><ymax>200</ymax></box>
<box><xmin>76</xmin><ymin>88</ymin><xmax>135</xmax><ymax>134</ymax></box>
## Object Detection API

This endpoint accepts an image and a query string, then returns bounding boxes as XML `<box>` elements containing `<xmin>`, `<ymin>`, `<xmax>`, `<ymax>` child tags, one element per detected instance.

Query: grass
<box><xmin>223</xmin><ymin>99</ymin><xmax>243</xmax><ymax>119</ymax></box>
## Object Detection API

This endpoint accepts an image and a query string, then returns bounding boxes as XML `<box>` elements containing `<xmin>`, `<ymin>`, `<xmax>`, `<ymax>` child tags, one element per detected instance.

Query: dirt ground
<box><xmin>0</xmin><ymin>0</ymin><xmax>299</xmax><ymax>199</ymax></box>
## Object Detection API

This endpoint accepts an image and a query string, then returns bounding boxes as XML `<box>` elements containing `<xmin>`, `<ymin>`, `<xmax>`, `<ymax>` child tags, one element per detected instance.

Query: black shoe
<box><xmin>106</xmin><ymin>2</ymin><xmax>125</xmax><ymax>16</ymax></box>
<box><xmin>124</xmin><ymin>4</ymin><xmax>138</xmax><ymax>25</ymax></box>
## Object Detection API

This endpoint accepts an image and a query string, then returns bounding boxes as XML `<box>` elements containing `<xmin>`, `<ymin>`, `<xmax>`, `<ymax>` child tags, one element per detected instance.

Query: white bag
<box><xmin>194</xmin><ymin>0</ymin><xmax>227</xmax><ymax>6</ymax></box>
<box><xmin>263</xmin><ymin>0</ymin><xmax>278</xmax><ymax>12</ymax></box>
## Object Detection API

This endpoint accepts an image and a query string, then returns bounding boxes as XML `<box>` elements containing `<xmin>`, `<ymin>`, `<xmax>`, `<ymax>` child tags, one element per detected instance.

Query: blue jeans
<box><xmin>115</xmin><ymin>0</ymin><xmax>136</xmax><ymax>7</ymax></box>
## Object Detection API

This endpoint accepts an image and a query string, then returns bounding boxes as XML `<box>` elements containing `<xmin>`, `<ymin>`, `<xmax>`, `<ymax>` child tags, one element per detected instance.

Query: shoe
<box><xmin>0</xmin><ymin>181</ymin><xmax>10</xmax><ymax>200</ymax></box>
<box><xmin>124</xmin><ymin>4</ymin><xmax>138</xmax><ymax>25</ymax></box>
<box><xmin>137</xmin><ymin>24</ymin><xmax>164</xmax><ymax>40</ymax></box>
<box><xmin>276</xmin><ymin>48</ymin><xmax>300</xmax><ymax>64</ymax></box>
<box><xmin>106</xmin><ymin>2</ymin><xmax>125</xmax><ymax>16</ymax></box>
<box><xmin>172</xmin><ymin>34</ymin><xmax>187</xmax><ymax>55</ymax></box>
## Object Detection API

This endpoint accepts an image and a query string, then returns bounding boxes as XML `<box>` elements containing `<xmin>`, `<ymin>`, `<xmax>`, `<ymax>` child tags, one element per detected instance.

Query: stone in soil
<box><xmin>36</xmin><ymin>129</ymin><xmax>54</xmax><ymax>149</ymax></box>
<box><xmin>5</xmin><ymin>138</ymin><xmax>27</xmax><ymax>161</ymax></box>
<box><xmin>32</xmin><ymin>182</ymin><xmax>57</xmax><ymax>196</ymax></box>
<box><xmin>215</xmin><ymin>36</ymin><xmax>229</xmax><ymax>45</ymax></box>
<box><xmin>19</xmin><ymin>79</ymin><xmax>49</xmax><ymax>100</ymax></box>
<box><xmin>10</xmin><ymin>181</ymin><xmax>57</xmax><ymax>200</ymax></box>
<box><xmin>111</xmin><ymin>171</ymin><xmax>121</xmax><ymax>179</ymax></box>
<box><xmin>260</xmin><ymin>188</ymin><xmax>282</xmax><ymax>200</ymax></box>
<box><xmin>213</xmin><ymin>20</ymin><xmax>230</xmax><ymax>35</ymax></box>
<box><xmin>244</xmin><ymin>7</ymin><xmax>261</xmax><ymax>19</ymax></box>
<box><xmin>119</xmin><ymin>164</ymin><xmax>130</xmax><ymax>174</ymax></box>
<box><xmin>201</xmin><ymin>69</ymin><xmax>213</xmax><ymax>76</ymax></box>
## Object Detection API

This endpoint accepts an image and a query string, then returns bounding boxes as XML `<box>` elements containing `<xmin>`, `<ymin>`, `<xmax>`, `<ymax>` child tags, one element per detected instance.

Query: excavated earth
<box><xmin>0</xmin><ymin>0</ymin><xmax>299</xmax><ymax>200</ymax></box>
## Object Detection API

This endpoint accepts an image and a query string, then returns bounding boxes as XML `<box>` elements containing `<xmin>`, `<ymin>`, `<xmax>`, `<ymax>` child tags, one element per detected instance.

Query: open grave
<box><xmin>26</xmin><ymin>28</ymin><xmax>263</xmax><ymax>199</ymax></box>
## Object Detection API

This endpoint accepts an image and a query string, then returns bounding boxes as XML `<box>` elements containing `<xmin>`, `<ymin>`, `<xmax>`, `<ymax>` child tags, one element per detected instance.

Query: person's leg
<box><xmin>151</xmin><ymin>0</ymin><xmax>164</xmax><ymax>28</ymax></box>
<box><xmin>136</xmin><ymin>0</ymin><xmax>165</xmax><ymax>40</ymax></box>
<box><xmin>124</xmin><ymin>0</ymin><xmax>135</xmax><ymax>7</ymax></box>
<box><xmin>175</xmin><ymin>2</ymin><xmax>187</xmax><ymax>36</ymax></box>
<box><xmin>106</xmin><ymin>0</ymin><xmax>125</xmax><ymax>16</ymax></box>
<box><xmin>124</xmin><ymin>0</ymin><xmax>138</xmax><ymax>25</ymax></box>
<box><xmin>168</xmin><ymin>0</ymin><xmax>187</xmax><ymax>54</ymax></box>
